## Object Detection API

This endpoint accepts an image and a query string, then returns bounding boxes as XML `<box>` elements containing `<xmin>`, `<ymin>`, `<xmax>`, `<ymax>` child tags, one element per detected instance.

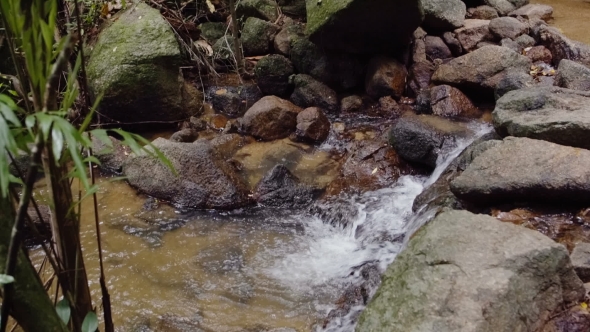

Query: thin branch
<box><xmin>0</xmin><ymin>134</ymin><xmax>44</xmax><ymax>332</ymax></box>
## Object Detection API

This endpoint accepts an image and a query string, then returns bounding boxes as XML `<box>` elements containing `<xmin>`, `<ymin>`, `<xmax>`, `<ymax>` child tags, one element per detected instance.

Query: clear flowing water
<box><xmin>31</xmin><ymin>123</ymin><xmax>490</xmax><ymax>331</ymax></box>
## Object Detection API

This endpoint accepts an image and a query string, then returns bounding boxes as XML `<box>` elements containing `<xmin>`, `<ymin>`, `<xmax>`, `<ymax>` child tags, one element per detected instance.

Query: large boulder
<box><xmin>429</xmin><ymin>85</ymin><xmax>479</xmax><ymax>118</ymax></box>
<box><xmin>509</xmin><ymin>3</ymin><xmax>553</xmax><ymax>22</ymax></box>
<box><xmin>238</xmin><ymin>96</ymin><xmax>302</xmax><ymax>140</ymax></box>
<box><xmin>87</xmin><ymin>3</ymin><xmax>200</xmax><ymax>125</ymax></box>
<box><xmin>450</xmin><ymin>137</ymin><xmax>590</xmax><ymax>204</ymax></box>
<box><xmin>555</xmin><ymin>60</ymin><xmax>590</xmax><ymax>91</ymax></box>
<box><xmin>357</xmin><ymin>210</ymin><xmax>585</xmax><ymax>331</ymax></box>
<box><xmin>488</xmin><ymin>16</ymin><xmax>528</xmax><ymax>40</ymax></box>
<box><xmin>388</xmin><ymin>113</ymin><xmax>471</xmax><ymax>168</ymax></box>
<box><xmin>422</xmin><ymin>0</ymin><xmax>466</xmax><ymax>31</ymax></box>
<box><xmin>123</xmin><ymin>138</ymin><xmax>251</xmax><ymax>209</ymax></box>
<box><xmin>493</xmin><ymin>86</ymin><xmax>590</xmax><ymax>149</ymax></box>
<box><xmin>432</xmin><ymin>45</ymin><xmax>531</xmax><ymax>98</ymax></box>
<box><xmin>304</xmin><ymin>0</ymin><xmax>423</xmax><ymax>54</ymax></box>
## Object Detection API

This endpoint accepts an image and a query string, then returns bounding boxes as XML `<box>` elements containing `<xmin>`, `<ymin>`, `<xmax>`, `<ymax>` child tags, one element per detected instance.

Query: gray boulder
<box><xmin>467</xmin><ymin>5</ymin><xmax>499</xmax><ymax>20</ymax></box>
<box><xmin>571</xmin><ymin>242</ymin><xmax>590</xmax><ymax>283</ymax></box>
<box><xmin>430</xmin><ymin>85</ymin><xmax>479</xmax><ymax>118</ymax></box>
<box><xmin>493</xmin><ymin>86</ymin><xmax>590</xmax><ymax>149</ymax></box>
<box><xmin>483</xmin><ymin>0</ymin><xmax>529</xmax><ymax>16</ymax></box>
<box><xmin>254</xmin><ymin>54</ymin><xmax>294</xmax><ymax>97</ymax></box>
<box><xmin>87</xmin><ymin>3</ymin><xmax>201</xmax><ymax>125</ymax></box>
<box><xmin>555</xmin><ymin>60</ymin><xmax>590</xmax><ymax>91</ymax></box>
<box><xmin>388</xmin><ymin>113</ymin><xmax>472</xmax><ymax>168</ymax></box>
<box><xmin>509</xmin><ymin>3</ymin><xmax>553</xmax><ymax>22</ymax></box>
<box><xmin>239</xmin><ymin>95</ymin><xmax>302</xmax><ymax>140</ymax></box>
<box><xmin>290</xmin><ymin>74</ymin><xmax>338</xmax><ymax>113</ymax></box>
<box><xmin>489</xmin><ymin>16</ymin><xmax>528</xmax><ymax>40</ymax></box>
<box><xmin>92</xmin><ymin>136</ymin><xmax>130</xmax><ymax>174</ymax></box>
<box><xmin>123</xmin><ymin>138</ymin><xmax>251</xmax><ymax>209</ymax></box>
<box><xmin>357</xmin><ymin>210</ymin><xmax>585</xmax><ymax>332</ymax></box>
<box><xmin>424</xmin><ymin>36</ymin><xmax>452</xmax><ymax>61</ymax></box>
<box><xmin>450</xmin><ymin>137</ymin><xmax>590</xmax><ymax>204</ymax></box>
<box><xmin>305</xmin><ymin>0</ymin><xmax>423</xmax><ymax>53</ymax></box>
<box><xmin>422</xmin><ymin>0</ymin><xmax>466</xmax><ymax>31</ymax></box>
<box><xmin>241</xmin><ymin>17</ymin><xmax>280</xmax><ymax>56</ymax></box>
<box><xmin>432</xmin><ymin>45</ymin><xmax>531</xmax><ymax>98</ymax></box>
<box><xmin>453</xmin><ymin>19</ymin><xmax>494</xmax><ymax>53</ymax></box>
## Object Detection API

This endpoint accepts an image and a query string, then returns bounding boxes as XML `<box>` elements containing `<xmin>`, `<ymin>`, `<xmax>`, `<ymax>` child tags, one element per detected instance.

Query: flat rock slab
<box><xmin>493</xmin><ymin>86</ymin><xmax>590</xmax><ymax>149</ymax></box>
<box><xmin>357</xmin><ymin>210</ymin><xmax>584</xmax><ymax>332</ymax></box>
<box><xmin>450</xmin><ymin>137</ymin><xmax>590</xmax><ymax>204</ymax></box>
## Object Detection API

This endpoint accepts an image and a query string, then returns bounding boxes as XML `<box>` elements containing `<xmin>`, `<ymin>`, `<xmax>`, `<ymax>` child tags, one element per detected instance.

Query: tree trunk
<box><xmin>42</xmin><ymin>148</ymin><xmax>93</xmax><ymax>331</ymax></box>
<box><xmin>0</xmin><ymin>196</ymin><xmax>68</xmax><ymax>332</ymax></box>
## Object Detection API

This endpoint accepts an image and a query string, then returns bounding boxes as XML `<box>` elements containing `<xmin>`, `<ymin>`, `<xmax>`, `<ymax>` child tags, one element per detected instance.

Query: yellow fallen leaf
<box><xmin>581</xmin><ymin>302</ymin><xmax>588</xmax><ymax>309</ymax></box>
<box><xmin>371</xmin><ymin>167</ymin><xmax>378</xmax><ymax>175</ymax></box>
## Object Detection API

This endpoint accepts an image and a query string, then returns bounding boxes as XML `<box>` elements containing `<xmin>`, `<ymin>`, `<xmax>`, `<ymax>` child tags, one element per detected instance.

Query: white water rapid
<box><xmin>262</xmin><ymin>122</ymin><xmax>492</xmax><ymax>331</ymax></box>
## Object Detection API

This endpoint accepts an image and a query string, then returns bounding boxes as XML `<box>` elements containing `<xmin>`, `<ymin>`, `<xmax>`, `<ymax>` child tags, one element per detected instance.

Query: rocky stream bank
<box><xmin>14</xmin><ymin>0</ymin><xmax>590</xmax><ymax>330</ymax></box>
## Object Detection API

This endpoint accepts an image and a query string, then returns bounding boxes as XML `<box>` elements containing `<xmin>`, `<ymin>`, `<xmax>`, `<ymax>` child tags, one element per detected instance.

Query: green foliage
<box><xmin>56</xmin><ymin>298</ymin><xmax>71</xmax><ymax>325</ymax></box>
<box><xmin>81</xmin><ymin>311</ymin><xmax>98</xmax><ymax>332</ymax></box>
<box><xmin>0</xmin><ymin>274</ymin><xmax>15</xmax><ymax>285</ymax></box>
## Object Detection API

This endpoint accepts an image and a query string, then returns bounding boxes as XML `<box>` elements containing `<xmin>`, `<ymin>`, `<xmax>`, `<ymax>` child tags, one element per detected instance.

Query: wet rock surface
<box><xmin>294</xmin><ymin>107</ymin><xmax>330</xmax><ymax>143</ymax></box>
<box><xmin>123</xmin><ymin>138</ymin><xmax>252</xmax><ymax>209</ymax></box>
<box><xmin>357</xmin><ymin>210</ymin><xmax>585</xmax><ymax>332</ymax></box>
<box><xmin>389</xmin><ymin>113</ymin><xmax>472</xmax><ymax>168</ymax></box>
<box><xmin>238</xmin><ymin>95</ymin><xmax>302</xmax><ymax>141</ymax></box>
<box><xmin>207</xmin><ymin>84</ymin><xmax>263</xmax><ymax>118</ymax></box>
<box><xmin>253</xmin><ymin>164</ymin><xmax>317</xmax><ymax>208</ymax></box>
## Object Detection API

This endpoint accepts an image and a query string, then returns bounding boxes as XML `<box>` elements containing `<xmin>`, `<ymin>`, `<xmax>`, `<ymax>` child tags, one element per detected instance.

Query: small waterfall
<box><xmin>264</xmin><ymin>122</ymin><xmax>492</xmax><ymax>331</ymax></box>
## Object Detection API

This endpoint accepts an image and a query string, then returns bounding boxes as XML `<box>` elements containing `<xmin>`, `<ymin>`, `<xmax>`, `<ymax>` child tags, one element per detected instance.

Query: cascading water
<box><xmin>262</xmin><ymin>122</ymin><xmax>492</xmax><ymax>331</ymax></box>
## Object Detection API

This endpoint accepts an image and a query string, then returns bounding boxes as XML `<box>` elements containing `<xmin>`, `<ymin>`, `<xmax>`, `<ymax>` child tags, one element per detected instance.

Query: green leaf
<box><xmin>81</xmin><ymin>311</ymin><xmax>98</xmax><ymax>332</ymax></box>
<box><xmin>0</xmin><ymin>274</ymin><xmax>15</xmax><ymax>285</ymax></box>
<box><xmin>56</xmin><ymin>298</ymin><xmax>71</xmax><ymax>324</ymax></box>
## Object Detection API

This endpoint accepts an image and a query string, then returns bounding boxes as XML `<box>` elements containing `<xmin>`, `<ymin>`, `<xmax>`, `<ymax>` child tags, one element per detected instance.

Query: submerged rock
<box><xmin>493</xmin><ymin>86</ymin><xmax>590</xmax><ymax>149</ymax></box>
<box><xmin>123</xmin><ymin>138</ymin><xmax>251</xmax><ymax>209</ymax></box>
<box><xmin>87</xmin><ymin>3</ymin><xmax>200</xmax><ymax>126</ymax></box>
<box><xmin>450</xmin><ymin>137</ymin><xmax>590</xmax><ymax>205</ymax></box>
<box><xmin>304</xmin><ymin>0</ymin><xmax>423</xmax><ymax>53</ymax></box>
<box><xmin>357</xmin><ymin>210</ymin><xmax>585</xmax><ymax>331</ymax></box>
<box><xmin>253</xmin><ymin>164</ymin><xmax>317</xmax><ymax>208</ymax></box>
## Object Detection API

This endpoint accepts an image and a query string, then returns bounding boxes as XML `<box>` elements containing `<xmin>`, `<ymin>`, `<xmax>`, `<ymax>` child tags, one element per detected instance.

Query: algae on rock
<box><xmin>87</xmin><ymin>3</ymin><xmax>201</xmax><ymax>126</ymax></box>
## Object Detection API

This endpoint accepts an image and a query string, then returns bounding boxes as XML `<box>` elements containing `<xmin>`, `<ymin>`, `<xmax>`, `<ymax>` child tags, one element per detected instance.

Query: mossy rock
<box><xmin>254</xmin><ymin>54</ymin><xmax>294</xmax><ymax>96</ymax></box>
<box><xmin>305</xmin><ymin>0</ymin><xmax>423</xmax><ymax>53</ymax></box>
<box><xmin>236</xmin><ymin>0</ymin><xmax>279</xmax><ymax>22</ymax></box>
<box><xmin>199</xmin><ymin>22</ymin><xmax>227</xmax><ymax>43</ymax></box>
<box><xmin>87</xmin><ymin>3</ymin><xmax>199</xmax><ymax>126</ymax></box>
<box><xmin>241</xmin><ymin>17</ymin><xmax>280</xmax><ymax>56</ymax></box>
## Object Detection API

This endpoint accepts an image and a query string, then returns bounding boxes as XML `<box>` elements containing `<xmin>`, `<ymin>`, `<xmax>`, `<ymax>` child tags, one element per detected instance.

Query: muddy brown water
<box><xmin>532</xmin><ymin>0</ymin><xmax>590</xmax><ymax>44</ymax></box>
<box><xmin>29</xmin><ymin>1</ymin><xmax>590</xmax><ymax>331</ymax></box>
